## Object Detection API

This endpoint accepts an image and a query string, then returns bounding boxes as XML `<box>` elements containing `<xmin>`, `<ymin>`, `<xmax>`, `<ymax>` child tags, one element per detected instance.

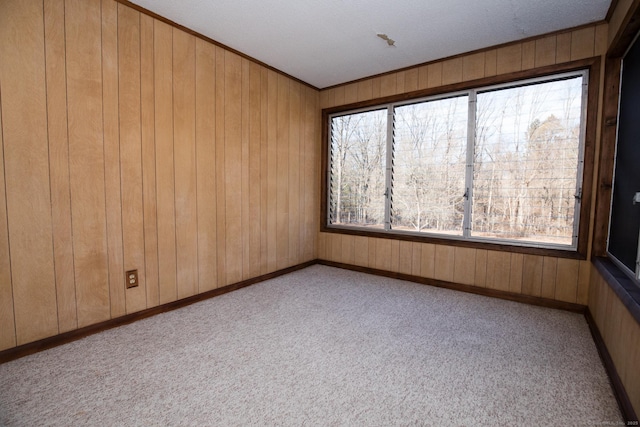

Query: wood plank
<box><xmin>344</xmin><ymin>83</ymin><xmax>358</xmax><ymax>104</ymax></box>
<box><xmin>453</xmin><ymin>247</ymin><xmax>475</xmax><ymax>285</ymax></box>
<box><xmin>462</xmin><ymin>52</ymin><xmax>485</xmax><ymax>82</ymax></box>
<box><xmin>485</xmin><ymin>251</ymin><xmax>510</xmax><ymax>292</ymax></box>
<box><xmin>555</xmin><ymin>258</ymin><xmax>579</xmax><ymax>303</ymax></box>
<box><xmin>398</xmin><ymin>241</ymin><xmax>413</xmax><ymax>275</ymax></box>
<box><xmin>118</xmin><ymin>4</ymin><xmax>147</xmax><ymax>313</ymax></box>
<box><xmin>441</xmin><ymin>58</ymin><xmax>463</xmax><ymax>85</ymax></box>
<box><xmin>102</xmin><ymin>0</ymin><xmax>126</xmax><ymax>317</ymax></box>
<box><xmin>249</xmin><ymin>61</ymin><xmax>262</xmax><ymax>277</ymax></box>
<box><xmin>357</xmin><ymin>80</ymin><xmax>373</xmax><ymax>102</ymax></box>
<box><xmin>521</xmin><ymin>41</ymin><xmax>535</xmax><ymax>70</ymax></box>
<box><xmin>535</xmin><ymin>35</ymin><xmax>557</xmax><ymax>68</ymax></box>
<box><xmin>411</xmin><ymin>242</ymin><xmax>422</xmax><ymax>276</ymax></box>
<box><xmin>484</xmin><ymin>49</ymin><xmax>498</xmax><ymax>77</ymax></box>
<box><xmin>140</xmin><ymin>14</ymin><xmax>159</xmax><ymax>308</ymax></box>
<box><xmin>1</xmin><ymin>0</ymin><xmax>58</xmax><ymax>344</ymax></box>
<box><xmin>375</xmin><ymin>239</ymin><xmax>392</xmax><ymax>271</ymax></box>
<box><xmin>301</xmin><ymin>86</ymin><xmax>316</xmax><ymax>261</ymax></box>
<box><xmin>380</xmin><ymin>74</ymin><xmax>397</xmax><ymax>97</ymax></box>
<box><xmin>541</xmin><ymin>256</ymin><xmax>558</xmax><ymax>299</ymax></box>
<box><xmin>522</xmin><ymin>254</ymin><xmax>543</xmax><ymax>297</ymax></box>
<box><xmin>329</xmin><ymin>234</ymin><xmax>341</xmax><ymax>263</ymax></box>
<box><xmin>266</xmin><ymin>70</ymin><xmax>278</xmax><ymax>272</ymax></box>
<box><xmin>44</xmin><ymin>0</ymin><xmax>77</xmax><ymax>333</ymax></box>
<box><xmin>427</xmin><ymin>62</ymin><xmax>443</xmax><ymax>88</ymax></box>
<box><xmin>354</xmin><ymin>236</ymin><xmax>369</xmax><ymax>267</ymax></box>
<box><xmin>215</xmin><ymin>46</ymin><xmax>228</xmax><ymax>283</ymax></box>
<box><xmin>173</xmin><ymin>30</ymin><xmax>199</xmax><ymax>298</ymax></box>
<box><xmin>496</xmin><ymin>44</ymin><xmax>522</xmax><ymax>75</ymax></box>
<box><xmin>390</xmin><ymin>240</ymin><xmax>400</xmax><ymax>272</ymax></box>
<box><xmin>154</xmin><ymin>20</ymin><xmax>177</xmax><ymax>303</ymax></box>
<box><xmin>289</xmin><ymin>82</ymin><xmax>301</xmax><ymax>266</ymax></box>
<box><xmin>421</xmin><ymin>243</ymin><xmax>435</xmax><ymax>278</ymax></box>
<box><xmin>571</xmin><ymin>26</ymin><xmax>595</xmax><ymax>61</ymax></box>
<box><xmin>371</xmin><ymin>77</ymin><xmax>382</xmax><ymax>99</ymax></box>
<box><xmin>555</xmin><ymin>32</ymin><xmax>572</xmax><ymax>63</ymax></box>
<box><xmin>65</xmin><ymin>0</ymin><xmax>110</xmax><ymax>328</ymax></box>
<box><xmin>241</xmin><ymin>59</ymin><xmax>251</xmax><ymax>279</ymax></box>
<box><xmin>341</xmin><ymin>235</ymin><xmax>355</xmax><ymax>265</ymax></box>
<box><xmin>195</xmin><ymin>38</ymin><xmax>218</xmax><ymax>292</ymax></box>
<box><xmin>367</xmin><ymin>237</ymin><xmax>376</xmax><ymax>268</ymax></box>
<box><xmin>595</xmin><ymin>23</ymin><xmax>608</xmax><ymax>56</ymax></box>
<box><xmin>404</xmin><ymin>68</ymin><xmax>418</xmax><ymax>92</ymax></box>
<box><xmin>0</xmin><ymin>79</ymin><xmax>16</xmax><ymax>350</ymax></box>
<box><xmin>576</xmin><ymin>260</ymin><xmax>591</xmax><ymax>305</ymax></box>
<box><xmin>276</xmin><ymin>74</ymin><xmax>290</xmax><ymax>269</ymax></box>
<box><xmin>260</xmin><ymin>68</ymin><xmax>269</xmax><ymax>273</ymax></box>
<box><xmin>317</xmin><ymin>233</ymin><xmax>326</xmax><ymax>260</ymax></box>
<box><xmin>395</xmin><ymin>71</ymin><xmax>405</xmax><ymax>94</ymax></box>
<box><xmin>509</xmin><ymin>253</ymin><xmax>524</xmax><ymax>294</ymax></box>
<box><xmin>434</xmin><ymin>245</ymin><xmax>454</xmax><ymax>282</ymax></box>
<box><xmin>417</xmin><ymin>65</ymin><xmax>429</xmax><ymax>90</ymax></box>
<box><xmin>333</xmin><ymin>86</ymin><xmax>345</xmax><ymax>106</ymax></box>
<box><xmin>224</xmin><ymin>51</ymin><xmax>243</xmax><ymax>283</ymax></box>
<box><xmin>474</xmin><ymin>249</ymin><xmax>487</xmax><ymax>287</ymax></box>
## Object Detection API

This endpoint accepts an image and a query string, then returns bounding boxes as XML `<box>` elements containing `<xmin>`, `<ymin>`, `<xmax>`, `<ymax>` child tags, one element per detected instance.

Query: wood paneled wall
<box><xmin>0</xmin><ymin>0</ymin><xmax>319</xmax><ymax>350</ymax></box>
<box><xmin>318</xmin><ymin>22</ymin><xmax>608</xmax><ymax>305</ymax></box>
<box><xmin>589</xmin><ymin>266</ymin><xmax>640</xmax><ymax>414</ymax></box>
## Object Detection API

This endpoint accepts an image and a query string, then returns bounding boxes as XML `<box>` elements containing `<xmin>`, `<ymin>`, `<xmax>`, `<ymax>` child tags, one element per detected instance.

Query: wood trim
<box><xmin>593</xmin><ymin>57</ymin><xmax>622</xmax><ymax>256</ymax></box>
<box><xmin>318</xmin><ymin>259</ymin><xmax>586</xmax><ymax>313</ymax></box>
<box><xmin>321</xmin><ymin>58</ymin><xmax>601</xmax><ymax>260</ymax></box>
<box><xmin>606</xmin><ymin>0</ymin><xmax>622</xmax><ymax>23</ymax></box>
<box><xmin>0</xmin><ymin>260</ymin><xmax>317</xmax><ymax>364</ymax></box>
<box><xmin>608</xmin><ymin>0</ymin><xmax>640</xmax><ymax>58</ymax></box>
<box><xmin>585</xmin><ymin>308</ymin><xmax>639</xmax><ymax>423</ymax></box>
<box><xmin>113</xmin><ymin>0</ymin><xmax>319</xmax><ymax>91</ymax></box>
<box><xmin>322</xmin><ymin>22</ymin><xmax>607</xmax><ymax>91</ymax></box>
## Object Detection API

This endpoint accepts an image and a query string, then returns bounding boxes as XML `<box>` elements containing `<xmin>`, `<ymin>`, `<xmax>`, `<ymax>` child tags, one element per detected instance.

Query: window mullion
<box><xmin>384</xmin><ymin>105</ymin><xmax>394</xmax><ymax>231</ymax></box>
<box><xmin>463</xmin><ymin>91</ymin><xmax>476</xmax><ymax>238</ymax></box>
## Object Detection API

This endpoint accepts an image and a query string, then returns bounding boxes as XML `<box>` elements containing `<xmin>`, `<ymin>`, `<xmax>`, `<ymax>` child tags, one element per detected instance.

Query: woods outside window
<box><xmin>326</xmin><ymin>71</ymin><xmax>588</xmax><ymax>251</ymax></box>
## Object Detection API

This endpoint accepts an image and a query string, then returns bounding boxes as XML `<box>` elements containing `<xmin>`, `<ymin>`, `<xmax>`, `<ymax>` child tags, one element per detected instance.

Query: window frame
<box><xmin>321</xmin><ymin>58</ymin><xmax>601</xmax><ymax>259</ymax></box>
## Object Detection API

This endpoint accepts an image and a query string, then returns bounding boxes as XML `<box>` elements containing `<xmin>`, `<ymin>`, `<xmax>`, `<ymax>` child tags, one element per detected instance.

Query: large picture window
<box><xmin>327</xmin><ymin>71</ymin><xmax>588</xmax><ymax>250</ymax></box>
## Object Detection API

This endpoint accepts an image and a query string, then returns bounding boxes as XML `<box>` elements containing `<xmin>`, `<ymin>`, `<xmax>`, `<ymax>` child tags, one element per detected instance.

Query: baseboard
<box><xmin>317</xmin><ymin>259</ymin><xmax>586</xmax><ymax>313</ymax></box>
<box><xmin>0</xmin><ymin>260</ymin><xmax>317</xmax><ymax>364</ymax></box>
<box><xmin>585</xmin><ymin>309</ymin><xmax>639</xmax><ymax>423</ymax></box>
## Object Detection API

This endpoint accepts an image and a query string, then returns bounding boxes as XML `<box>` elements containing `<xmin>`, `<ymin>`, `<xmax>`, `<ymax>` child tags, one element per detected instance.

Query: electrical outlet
<box><xmin>126</xmin><ymin>270</ymin><xmax>139</xmax><ymax>289</ymax></box>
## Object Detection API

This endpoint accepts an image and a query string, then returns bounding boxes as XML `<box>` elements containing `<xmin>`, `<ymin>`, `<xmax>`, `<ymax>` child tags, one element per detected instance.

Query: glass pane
<box><xmin>329</xmin><ymin>109</ymin><xmax>387</xmax><ymax>228</ymax></box>
<box><xmin>472</xmin><ymin>77</ymin><xmax>583</xmax><ymax>246</ymax></box>
<box><xmin>392</xmin><ymin>96</ymin><xmax>468</xmax><ymax>235</ymax></box>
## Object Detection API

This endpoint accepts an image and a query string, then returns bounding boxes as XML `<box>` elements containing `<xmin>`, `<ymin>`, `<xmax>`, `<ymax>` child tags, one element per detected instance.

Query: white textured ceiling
<box><xmin>129</xmin><ymin>0</ymin><xmax>611</xmax><ymax>88</ymax></box>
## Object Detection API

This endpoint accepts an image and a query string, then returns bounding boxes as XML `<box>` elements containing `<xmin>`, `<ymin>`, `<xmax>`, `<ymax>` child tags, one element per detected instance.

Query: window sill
<box><xmin>593</xmin><ymin>257</ymin><xmax>640</xmax><ymax>324</ymax></box>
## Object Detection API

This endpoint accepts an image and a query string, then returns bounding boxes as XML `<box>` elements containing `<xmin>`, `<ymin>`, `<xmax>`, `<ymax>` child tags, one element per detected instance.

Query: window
<box><xmin>327</xmin><ymin>71</ymin><xmax>588</xmax><ymax>250</ymax></box>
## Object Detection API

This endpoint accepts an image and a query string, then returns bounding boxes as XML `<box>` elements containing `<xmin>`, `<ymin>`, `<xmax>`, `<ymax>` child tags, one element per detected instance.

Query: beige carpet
<box><xmin>0</xmin><ymin>265</ymin><xmax>622</xmax><ymax>426</ymax></box>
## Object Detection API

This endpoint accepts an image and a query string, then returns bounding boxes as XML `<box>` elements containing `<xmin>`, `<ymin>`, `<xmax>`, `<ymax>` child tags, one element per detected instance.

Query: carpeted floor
<box><xmin>0</xmin><ymin>265</ymin><xmax>623</xmax><ymax>426</ymax></box>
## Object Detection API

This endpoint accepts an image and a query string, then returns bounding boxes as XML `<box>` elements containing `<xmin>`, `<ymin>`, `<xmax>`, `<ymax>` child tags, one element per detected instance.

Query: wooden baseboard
<box><xmin>0</xmin><ymin>260</ymin><xmax>317</xmax><ymax>364</ymax></box>
<box><xmin>318</xmin><ymin>259</ymin><xmax>586</xmax><ymax>313</ymax></box>
<box><xmin>585</xmin><ymin>309</ymin><xmax>639</xmax><ymax>423</ymax></box>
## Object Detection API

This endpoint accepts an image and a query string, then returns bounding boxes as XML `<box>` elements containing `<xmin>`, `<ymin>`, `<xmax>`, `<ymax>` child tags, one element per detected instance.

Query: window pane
<box><xmin>392</xmin><ymin>96</ymin><xmax>468</xmax><ymax>235</ymax></box>
<box><xmin>472</xmin><ymin>77</ymin><xmax>583</xmax><ymax>245</ymax></box>
<box><xmin>329</xmin><ymin>109</ymin><xmax>387</xmax><ymax>228</ymax></box>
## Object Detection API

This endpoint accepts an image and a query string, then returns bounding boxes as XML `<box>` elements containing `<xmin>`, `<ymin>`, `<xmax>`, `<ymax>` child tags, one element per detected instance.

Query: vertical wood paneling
<box><xmin>390</xmin><ymin>240</ymin><xmax>400</xmax><ymax>272</ymax></box>
<box><xmin>154</xmin><ymin>20</ymin><xmax>178</xmax><ymax>303</ymax></box>
<box><xmin>522</xmin><ymin>255</ymin><xmax>543</xmax><ymax>297</ymax></box>
<box><xmin>411</xmin><ymin>242</ymin><xmax>422</xmax><ymax>276</ymax></box>
<box><xmin>260</xmin><ymin>68</ymin><xmax>269</xmax><ymax>273</ymax></box>
<box><xmin>330</xmin><ymin>234</ymin><xmax>341</xmax><ymax>263</ymax></box>
<box><xmin>485</xmin><ymin>251</ymin><xmax>510</xmax><ymax>292</ymax></box>
<box><xmin>215</xmin><ymin>47</ymin><xmax>228</xmax><ymax>284</ymax></box>
<box><xmin>418</xmin><ymin>65</ymin><xmax>429</xmax><ymax>90</ymax></box>
<box><xmin>404</xmin><ymin>69</ymin><xmax>418</xmax><ymax>92</ymax></box>
<box><xmin>427</xmin><ymin>63</ymin><xmax>443</xmax><ymax>88</ymax></box>
<box><xmin>344</xmin><ymin>83</ymin><xmax>358</xmax><ymax>104</ymax></box>
<box><xmin>0</xmin><ymin>84</ymin><xmax>16</xmax><ymax>350</ymax></box>
<box><xmin>140</xmin><ymin>14</ymin><xmax>159</xmax><ymax>307</ymax></box>
<box><xmin>509</xmin><ymin>253</ymin><xmax>523</xmax><ymax>294</ymax></box>
<box><xmin>357</xmin><ymin>80</ymin><xmax>373</xmax><ymax>102</ymax></box>
<box><xmin>266</xmin><ymin>70</ymin><xmax>278</xmax><ymax>272</ymax></box>
<box><xmin>224</xmin><ymin>51</ymin><xmax>243</xmax><ymax>284</ymax></box>
<box><xmin>521</xmin><ymin>41</ymin><xmax>535</xmax><ymax>70</ymax></box>
<box><xmin>118</xmin><ymin>5</ymin><xmax>147</xmax><ymax>313</ymax></box>
<box><xmin>102</xmin><ymin>0</ymin><xmax>126</xmax><ymax>317</ymax></box>
<box><xmin>396</xmin><ymin>71</ymin><xmax>405</xmax><ymax>94</ymax></box>
<box><xmin>434</xmin><ymin>245</ymin><xmax>454</xmax><ymax>282</ymax></box>
<box><xmin>474</xmin><ymin>249</ymin><xmax>487</xmax><ymax>287</ymax></box>
<box><xmin>594</xmin><ymin>23</ymin><xmax>608</xmax><ymax>56</ymax></box>
<box><xmin>44</xmin><ymin>0</ymin><xmax>77</xmax><ymax>333</ymax></box>
<box><xmin>555</xmin><ymin>33</ymin><xmax>571</xmax><ymax>63</ymax></box>
<box><xmin>441</xmin><ymin>58</ymin><xmax>463</xmax><ymax>85</ymax></box>
<box><xmin>453</xmin><ymin>247</ymin><xmax>475</xmax><ymax>285</ymax></box>
<box><xmin>484</xmin><ymin>49</ymin><xmax>497</xmax><ymax>76</ymax></box>
<box><xmin>249</xmin><ymin>62</ymin><xmax>262</xmax><ymax>277</ymax></box>
<box><xmin>576</xmin><ymin>260</ymin><xmax>590</xmax><ymax>305</ymax></box>
<box><xmin>241</xmin><ymin>59</ymin><xmax>251</xmax><ymax>279</ymax></box>
<box><xmin>302</xmin><ymin>87</ymin><xmax>316</xmax><ymax>261</ymax></box>
<box><xmin>341</xmin><ymin>235</ymin><xmax>355</xmax><ymax>265</ymax></box>
<box><xmin>333</xmin><ymin>86</ymin><xmax>345</xmax><ymax>106</ymax></box>
<box><xmin>496</xmin><ymin>44</ymin><xmax>522</xmax><ymax>74</ymax></box>
<box><xmin>1</xmin><ymin>0</ymin><xmax>58</xmax><ymax>344</ymax></box>
<box><xmin>398</xmin><ymin>241</ymin><xmax>413</xmax><ymax>275</ymax></box>
<box><xmin>367</xmin><ymin>237</ymin><xmax>376</xmax><ymax>268</ymax></box>
<box><xmin>371</xmin><ymin>77</ymin><xmax>381</xmax><ymax>99</ymax></box>
<box><xmin>375</xmin><ymin>239</ymin><xmax>392</xmax><ymax>271</ymax></box>
<box><xmin>380</xmin><ymin>74</ymin><xmax>396</xmax><ymax>97</ymax></box>
<box><xmin>462</xmin><ymin>52</ymin><xmax>485</xmax><ymax>82</ymax></box>
<box><xmin>289</xmin><ymin>82</ymin><xmax>301</xmax><ymax>265</ymax></box>
<box><xmin>196</xmin><ymin>38</ymin><xmax>217</xmax><ymax>292</ymax></box>
<box><xmin>173</xmin><ymin>30</ymin><xmax>199</xmax><ymax>298</ymax></box>
<box><xmin>535</xmin><ymin>36</ymin><xmax>556</xmax><ymax>67</ymax></box>
<box><xmin>352</xmin><ymin>236</ymin><xmax>367</xmax><ymax>267</ymax></box>
<box><xmin>276</xmin><ymin>74</ymin><xmax>290</xmax><ymax>269</ymax></box>
<box><xmin>541</xmin><ymin>256</ymin><xmax>558</xmax><ymax>299</ymax></box>
<box><xmin>555</xmin><ymin>258</ymin><xmax>579</xmax><ymax>303</ymax></box>
<box><xmin>571</xmin><ymin>27</ymin><xmax>595</xmax><ymax>61</ymax></box>
<box><xmin>421</xmin><ymin>243</ymin><xmax>435</xmax><ymax>278</ymax></box>
<box><xmin>66</xmin><ymin>0</ymin><xmax>110</xmax><ymax>328</ymax></box>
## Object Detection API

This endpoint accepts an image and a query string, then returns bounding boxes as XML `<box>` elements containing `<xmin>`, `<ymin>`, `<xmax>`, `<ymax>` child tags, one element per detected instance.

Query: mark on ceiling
<box><xmin>377</xmin><ymin>33</ymin><xmax>396</xmax><ymax>47</ymax></box>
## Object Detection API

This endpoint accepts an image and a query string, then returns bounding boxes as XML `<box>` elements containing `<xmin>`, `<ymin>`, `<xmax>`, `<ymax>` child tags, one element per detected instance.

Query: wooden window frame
<box><xmin>321</xmin><ymin>57</ymin><xmax>601</xmax><ymax>259</ymax></box>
